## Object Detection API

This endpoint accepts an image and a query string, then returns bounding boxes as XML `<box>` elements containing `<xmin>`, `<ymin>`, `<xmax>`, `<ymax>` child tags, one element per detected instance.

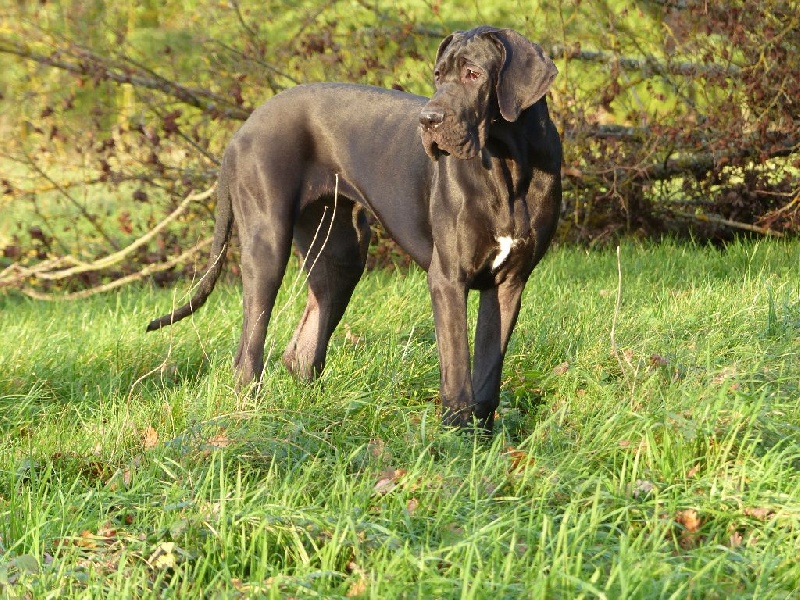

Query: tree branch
<box><xmin>0</xmin><ymin>186</ymin><xmax>217</xmax><ymax>294</ymax></box>
<box><xmin>550</xmin><ymin>44</ymin><xmax>741</xmax><ymax>77</ymax></box>
<box><xmin>0</xmin><ymin>38</ymin><xmax>252</xmax><ymax>121</ymax></box>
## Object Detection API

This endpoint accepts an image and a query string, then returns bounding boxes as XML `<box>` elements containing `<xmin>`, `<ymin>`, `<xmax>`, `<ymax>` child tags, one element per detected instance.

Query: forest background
<box><xmin>0</xmin><ymin>0</ymin><xmax>797</xmax><ymax>297</ymax></box>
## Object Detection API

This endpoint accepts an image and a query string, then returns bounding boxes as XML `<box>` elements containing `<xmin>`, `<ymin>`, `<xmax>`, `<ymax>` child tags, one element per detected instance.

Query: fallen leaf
<box><xmin>96</xmin><ymin>525</ymin><xmax>117</xmax><ymax>541</ymax></box>
<box><xmin>632</xmin><ymin>479</ymin><xmax>656</xmax><ymax>498</ymax></box>
<box><xmin>367</xmin><ymin>438</ymin><xmax>387</xmax><ymax>460</ymax></box>
<box><xmin>373</xmin><ymin>469</ymin><xmax>407</xmax><ymax>495</ymax></box>
<box><xmin>142</xmin><ymin>426</ymin><xmax>159</xmax><ymax>450</ymax></box>
<box><xmin>729</xmin><ymin>531</ymin><xmax>743</xmax><ymax>548</ymax></box>
<box><xmin>505</xmin><ymin>446</ymin><xmax>535</xmax><ymax>472</ymax></box>
<box><xmin>743</xmin><ymin>506</ymin><xmax>774</xmax><ymax>521</ymax></box>
<box><xmin>344</xmin><ymin>324</ymin><xmax>363</xmax><ymax>346</ymax></box>
<box><xmin>77</xmin><ymin>530</ymin><xmax>98</xmax><ymax>549</ymax></box>
<box><xmin>552</xmin><ymin>361</ymin><xmax>570</xmax><ymax>376</ymax></box>
<box><xmin>686</xmin><ymin>464</ymin><xmax>701</xmax><ymax>478</ymax></box>
<box><xmin>649</xmin><ymin>353</ymin><xmax>669</xmax><ymax>367</ymax></box>
<box><xmin>675</xmin><ymin>508</ymin><xmax>705</xmax><ymax>548</ymax></box>
<box><xmin>406</xmin><ymin>497</ymin><xmax>419</xmax><ymax>515</ymax></box>
<box><xmin>347</xmin><ymin>578</ymin><xmax>367</xmax><ymax>597</ymax></box>
<box><xmin>675</xmin><ymin>509</ymin><xmax>701</xmax><ymax>533</ymax></box>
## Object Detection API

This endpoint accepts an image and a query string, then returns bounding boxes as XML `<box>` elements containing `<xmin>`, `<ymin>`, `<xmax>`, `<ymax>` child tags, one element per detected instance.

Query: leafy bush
<box><xmin>0</xmin><ymin>1</ymin><xmax>797</xmax><ymax>295</ymax></box>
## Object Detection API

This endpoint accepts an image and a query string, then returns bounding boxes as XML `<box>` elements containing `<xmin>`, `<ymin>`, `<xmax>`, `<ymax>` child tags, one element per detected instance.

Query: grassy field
<box><xmin>1</xmin><ymin>240</ymin><xmax>799</xmax><ymax>598</ymax></box>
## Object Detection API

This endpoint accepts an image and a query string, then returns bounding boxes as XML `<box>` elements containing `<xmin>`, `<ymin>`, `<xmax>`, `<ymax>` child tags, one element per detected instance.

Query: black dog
<box><xmin>147</xmin><ymin>26</ymin><xmax>562</xmax><ymax>432</ymax></box>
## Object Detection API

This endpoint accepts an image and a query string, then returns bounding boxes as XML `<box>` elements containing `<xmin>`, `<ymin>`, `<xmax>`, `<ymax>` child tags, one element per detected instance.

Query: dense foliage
<box><xmin>0</xmin><ymin>1</ymin><xmax>797</xmax><ymax>294</ymax></box>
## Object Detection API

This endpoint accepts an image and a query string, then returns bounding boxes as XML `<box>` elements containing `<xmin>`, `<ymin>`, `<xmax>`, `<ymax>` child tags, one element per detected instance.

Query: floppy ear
<box><xmin>488</xmin><ymin>29</ymin><xmax>557</xmax><ymax>122</ymax></box>
<box><xmin>435</xmin><ymin>33</ymin><xmax>456</xmax><ymax>65</ymax></box>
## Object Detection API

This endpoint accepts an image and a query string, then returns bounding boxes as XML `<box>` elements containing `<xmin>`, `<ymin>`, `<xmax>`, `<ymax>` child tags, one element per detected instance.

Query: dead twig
<box><xmin>669</xmin><ymin>209</ymin><xmax>786</xmax><ymax>238</ymax></box>
<box><xmin>18</xmin><ymin>236</ymin><xmax>212</xmax><ymax>301</ymax></box>
<box><xmin>0</xmin><ymin>185</ymin><xmax>217</xmax><ymax>295</ymax></box>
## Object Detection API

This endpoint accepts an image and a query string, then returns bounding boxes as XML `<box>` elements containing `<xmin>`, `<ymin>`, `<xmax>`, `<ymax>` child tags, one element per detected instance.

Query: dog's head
<box><xmin>419</xmin><ymin>27</ymin><xmax>557</xmax><ymax>160</ymax></box>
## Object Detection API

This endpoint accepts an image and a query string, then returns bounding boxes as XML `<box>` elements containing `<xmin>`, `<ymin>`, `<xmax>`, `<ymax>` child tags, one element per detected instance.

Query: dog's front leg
<box><xmin>472</xmin><ymin>281</ymin><xmax>525</xmax><ymax>432</ymax></box>
<box><xmin>427</xmin><ymin>254</ymin><xmax>473</xmax><ymax>428</ymax></box>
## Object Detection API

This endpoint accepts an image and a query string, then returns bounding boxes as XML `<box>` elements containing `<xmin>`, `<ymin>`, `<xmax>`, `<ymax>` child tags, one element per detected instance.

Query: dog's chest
<box><xmin>491</xmin><ymin>235</ymin><xmax>518</xmax><ymax>270</ymax></box>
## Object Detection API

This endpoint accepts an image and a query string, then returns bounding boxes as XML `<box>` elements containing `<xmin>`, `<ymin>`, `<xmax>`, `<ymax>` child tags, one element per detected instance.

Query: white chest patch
<box><xmin>491</xmin><ymin>236</ymin><xmax>516</xmax><ymax>270</ymax></box>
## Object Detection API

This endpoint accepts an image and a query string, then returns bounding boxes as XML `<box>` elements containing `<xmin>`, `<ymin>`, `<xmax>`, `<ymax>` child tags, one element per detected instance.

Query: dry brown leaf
<box><xmin>75</xmin><ymin>530</ymin><xmax>97</xmax><ymax>549</ymax></box>
<box><xmin>675</xmin><ymin>509</ymin><xmax>701</xmax><ymax>533</ymax></box>
<box><xmin>96</xmin><ymin>525</ymin><xmax>117</xmax><ymax>541</ymax></box>
<box><xmin>367</xmin><ymin>438</ymin><xmax>387</xmax><ymax>460</ymax></box>
<box><xmin>142</xmin><ymin>426</ymin><xmax>159</xmax><ymax>450</ymax></box>
<box><xmin>373</xmin><ymin>469</ymin><xmax>407</xmax><ymax>495</ymax></box>
<box><xmin>347</xmin><ymin>577</ymin><xmax>367</xmax><ymax>597</ymax></box>
<box><xmin>373</xmin><ymin>478</ymin><xmax>396</xmax><ymax>494</ymax></box>
<box><xmin>344</xmin><ymin>324</ymin><xmax>363</xmax><ymax>346</ymax></box>
<box><xmin>552</xmin><ymin>361</ymin><xmax>570</xmax><ymax>376</ymax></box>
<box><xmin>406</xmin><ymin>497</ymin><xmax>419</xmax><ymax>515</ymax></box>
<box><xmin>743</xmin><ymin>506</ymin><xmax>774</xmax><ymax>521</ymax></box>
<box><xmin>649</xmin><ymin>353</ymin><xmax>669</xmax><ymax>367</ymax></box>
<box><xmin>675</xmin><ymin>508</ymin><xmax>705</xmax><ymax>549</ymax></box>
<box><xmin>505</xmin><ymin>446</ymin><xmax>535</xmax><ymax>472</ymax></box>
<box><xmin>729</xmin><ymin>531</ymin><xmax>744</xmax><ymax>548</ymax></box>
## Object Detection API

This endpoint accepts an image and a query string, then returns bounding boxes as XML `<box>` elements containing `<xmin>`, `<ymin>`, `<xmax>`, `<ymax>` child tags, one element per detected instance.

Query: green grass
<box><xmin>1</xmin><ymin>239</ymin><xmax>799</xmax><ymax>598</ymax></box>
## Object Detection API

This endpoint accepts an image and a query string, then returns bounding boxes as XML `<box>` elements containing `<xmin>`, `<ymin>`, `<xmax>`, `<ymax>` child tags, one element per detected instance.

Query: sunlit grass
<box><xmin>1</xmin><ymin>239</ymin><xmax>799</xmax><ymax>597</ymax></box>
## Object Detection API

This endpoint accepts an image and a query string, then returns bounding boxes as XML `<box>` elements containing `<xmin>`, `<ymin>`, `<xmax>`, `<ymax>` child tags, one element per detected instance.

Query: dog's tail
<box><xmin>145</xmin><ymin>173</ymin><xmax>234</xmax><ymax>332</ymax></box>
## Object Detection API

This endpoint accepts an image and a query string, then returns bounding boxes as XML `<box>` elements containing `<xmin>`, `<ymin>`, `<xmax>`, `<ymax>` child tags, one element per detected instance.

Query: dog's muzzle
<box><xmin>419</xmin><ymin>106</ymin><xmax>449</xmax><ymax>160</ymax></box>
<box><xmin>419</xmin><ymin>106</ymin><xmax>480</xmax><ymax>161</ymax></box>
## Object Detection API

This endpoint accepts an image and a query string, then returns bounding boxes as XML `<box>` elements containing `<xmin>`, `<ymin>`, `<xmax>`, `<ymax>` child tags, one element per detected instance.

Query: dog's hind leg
<box><xmin>282</xmin><ymin>198</ymin><xmax>371</xmax><ymax>380</ymax></box>
<box><xmin>232</xmin><ymin>185</ymin><xmax>295</xmax><ymax>386</ymax></box>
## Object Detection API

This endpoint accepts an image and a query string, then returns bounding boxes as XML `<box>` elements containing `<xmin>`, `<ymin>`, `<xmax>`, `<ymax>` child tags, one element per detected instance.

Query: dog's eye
<box><xmin>464</xmin><ymin>68</ymin><xmax>481</xmax><ymax>82</ymax></box>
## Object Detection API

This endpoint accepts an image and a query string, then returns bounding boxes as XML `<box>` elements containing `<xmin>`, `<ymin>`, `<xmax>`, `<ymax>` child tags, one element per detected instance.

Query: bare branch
<box><xmin>550</xmin><ymin>44</ymin><xmax>741</xmax><ymax>77</ymax></box>
<box><xmin>0</xmin><ymin>37</ymin><xmax>252</xmax><ymax>121</ymax></box>
<box><xmin>667</xmin><ymin>210</ymin><xmax>786</xmax><ymax>238</ymax></box>
<box><xmin>17</xmin><ymin>236</ymin><xmax>212</xmax><ymax>301</ymax></box>
<box><xmin>0</xmin><ymin>186</ymin><xmax>217</xmax><ymax>295</ymax></box>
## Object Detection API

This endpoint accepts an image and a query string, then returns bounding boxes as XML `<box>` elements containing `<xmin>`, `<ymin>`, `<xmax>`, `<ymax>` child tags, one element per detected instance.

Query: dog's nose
<box><xmin>419</xmin><ymin>107</ymin><xmax>445</xmax><ymax>128</ymax></box>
